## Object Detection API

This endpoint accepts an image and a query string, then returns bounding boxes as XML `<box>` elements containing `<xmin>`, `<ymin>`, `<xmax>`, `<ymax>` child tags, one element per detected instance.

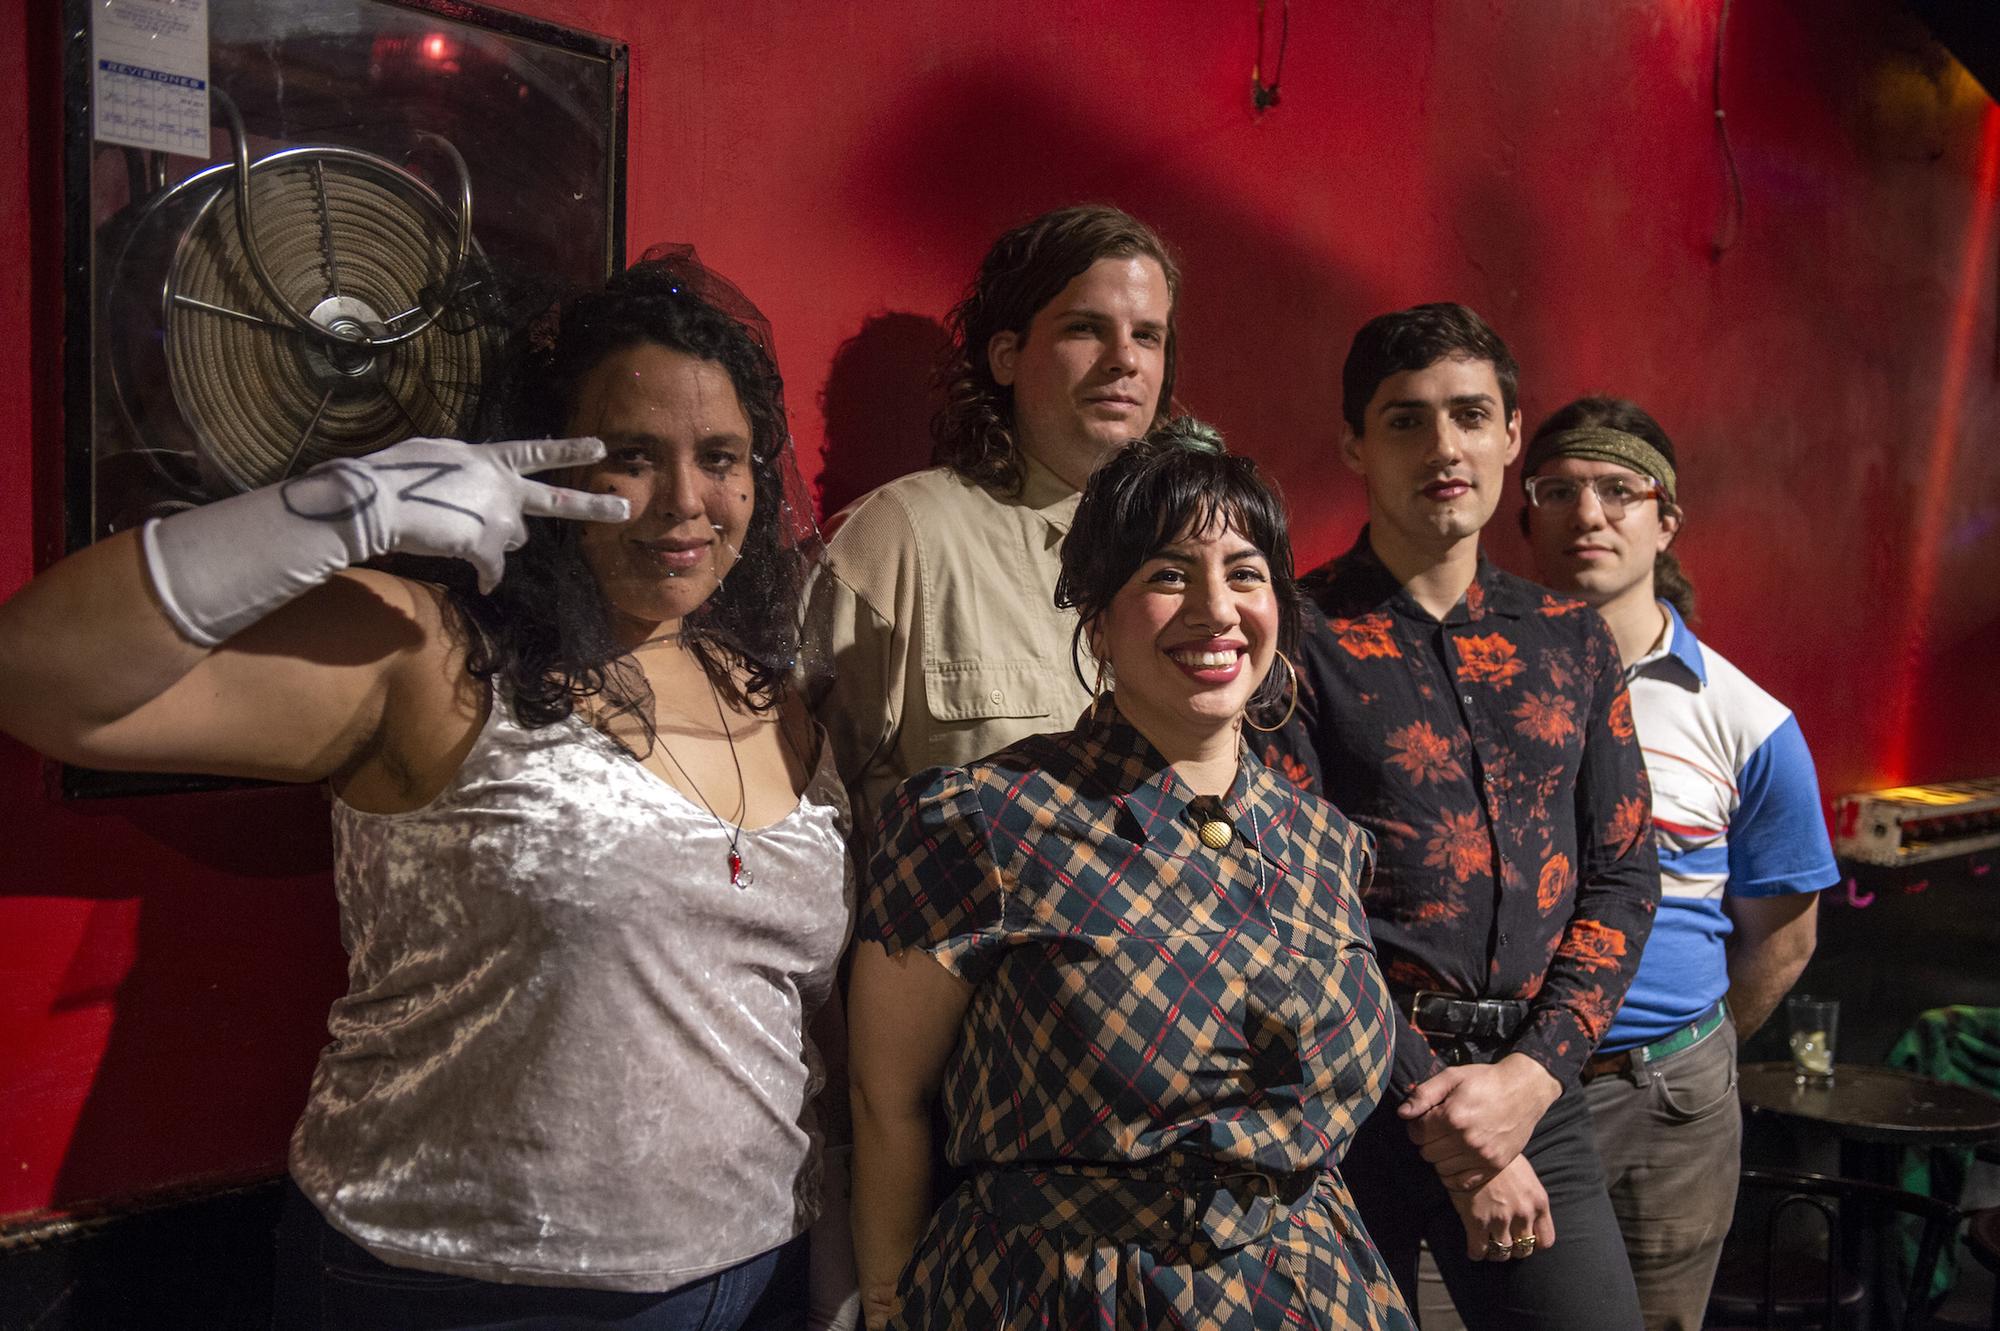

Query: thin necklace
<box><xmin>1247</xmin><ymin>801</ymin><xmax>1267</xmax><ymax>897</ymax></box>
<box><xmin>654</xmin><ymin>676</ymin><xmax>755</xmax><ymax>889</ymax></box>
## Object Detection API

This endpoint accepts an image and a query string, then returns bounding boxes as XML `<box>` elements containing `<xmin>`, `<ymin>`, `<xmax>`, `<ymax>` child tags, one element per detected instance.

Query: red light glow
<box><xmin>423</xmin><ymin>34</ymin><xmax>450</xmax><ymax>61</ymax></box>
<box><xmin>1881</xmin><ymin>101</ymin><xmax>2000</xmax><ymax>784</ymax></box>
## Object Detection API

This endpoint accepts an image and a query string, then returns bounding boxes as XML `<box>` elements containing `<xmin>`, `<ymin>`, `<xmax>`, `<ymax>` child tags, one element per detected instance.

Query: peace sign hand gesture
<box><xmin>145</xmin><ymin>436</ymin><xmax>631</xmax><ymax>647</ymax></box>
<box><xmin>283</xmin><ymin>436</ymin><xmax>630</xmax><ymax>594</ymax></box>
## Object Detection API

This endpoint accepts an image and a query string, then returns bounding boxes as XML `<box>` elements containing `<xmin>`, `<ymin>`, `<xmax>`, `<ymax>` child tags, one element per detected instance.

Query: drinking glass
<box><xmin>1786</xmin><ymin>994</ymin><xmax>1839</xmax><ymax>1087</ymax></box>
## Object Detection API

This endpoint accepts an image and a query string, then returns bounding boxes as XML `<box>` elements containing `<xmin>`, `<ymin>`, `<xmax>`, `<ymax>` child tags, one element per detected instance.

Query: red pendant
<box><xmin>728</xmin><ymin>849</ymin><xmax>744</xmax><ymax>888</ymax></box>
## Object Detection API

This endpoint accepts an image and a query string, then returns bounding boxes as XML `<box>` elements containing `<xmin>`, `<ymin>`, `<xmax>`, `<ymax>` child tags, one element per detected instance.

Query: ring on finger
<box><xmin>1512</xmin><ymin>1234</ymin><xmax>1538</xmax><ymax>1257</ymax></box>
<box><xmin>1486</xmin><ymin>1239</ymin><xmax>1513</xmax><ymax>1258</ymax></box>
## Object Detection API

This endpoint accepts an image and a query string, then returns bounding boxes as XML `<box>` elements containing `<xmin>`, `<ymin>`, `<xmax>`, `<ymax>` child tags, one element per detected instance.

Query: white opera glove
<box><xmin>140</xmin><ymin>435</ymin><xmax>629</xmax><ymax>647</ymax></box>
<box><xmin>807</xmin><ymin>1144</ymin><xmax>861</xmax><ymax>1331</ymax></box>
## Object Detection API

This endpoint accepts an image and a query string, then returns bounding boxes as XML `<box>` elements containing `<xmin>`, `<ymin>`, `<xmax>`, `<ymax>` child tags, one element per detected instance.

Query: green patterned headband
<box><xmin>1521</xmin><ymin>425</ymin><xmax>1676</xmax><ymax>504</ymax></box>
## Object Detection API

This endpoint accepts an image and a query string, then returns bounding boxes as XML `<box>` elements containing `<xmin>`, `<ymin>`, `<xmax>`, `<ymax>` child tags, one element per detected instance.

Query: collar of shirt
<box><xmin>1011</xmin><ymin>450</ymin><xmax>1084</xmax><ymax>536</ymax></box>
<box><xmin>1306</xmin><ymin>525</ymin><xmax>1535</xmax><ymax>626</ymax></box>
<box><xmin>1625</xmin><ymin>598</ymin><xmax>1706</xmax><ymax>689</ymax></box>
<box><xmin>1070</xmin><ymin>697</ymin><xmax>1289</xmax><ymax>869</ymax></box>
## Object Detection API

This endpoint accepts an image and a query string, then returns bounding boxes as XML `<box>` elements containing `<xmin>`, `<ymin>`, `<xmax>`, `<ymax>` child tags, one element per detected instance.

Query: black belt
<box><xmin>1397</xmin><ymin>988</ymin><xmax>1530</xmax><ymax>1041</ymax></box>
<box><xmin>974</xmin><ymin>1157</ymin><xmax>1326</xmax><ymax>1251</ymax></box>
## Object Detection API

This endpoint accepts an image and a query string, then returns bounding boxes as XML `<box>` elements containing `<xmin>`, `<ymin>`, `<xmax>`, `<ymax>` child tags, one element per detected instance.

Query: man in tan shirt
<box><xmin>807</xmin><ymin>205</ymin><xmax>1181</xmax><ymax>828</ymax></box>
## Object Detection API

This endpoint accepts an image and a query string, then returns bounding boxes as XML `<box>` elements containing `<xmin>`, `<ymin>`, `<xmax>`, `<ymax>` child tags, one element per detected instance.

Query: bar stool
<box><xmin>1968</xmin><ymin>1205</ymin><xmax>2000</xmax><ymax>1329</ymax></box>
<box><xmin>1705</xmin><ymin>1168</ymin><xmax>1959</xmax><ymax>1330</ymax></box>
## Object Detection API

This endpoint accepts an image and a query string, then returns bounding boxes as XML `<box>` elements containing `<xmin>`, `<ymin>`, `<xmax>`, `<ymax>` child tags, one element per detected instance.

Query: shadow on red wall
<box><xmin>7</xmin><ymin>760</ymin><xmax>346</xmax><ymax>1208</ymax></box>
<box><xmin>826</xmin><ymin>63</ymin><xmax>1385</xmax><ymax>563</ymax></box>
<box><xmin>816</xmin><ymin>312</ymin><xmax>950</xmax><ymax>519</ymax></box>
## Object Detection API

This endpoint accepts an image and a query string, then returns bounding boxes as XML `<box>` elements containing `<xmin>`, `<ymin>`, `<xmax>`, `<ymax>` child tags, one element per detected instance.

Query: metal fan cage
<box><xmin>161</xmin><ymin>143</ymin><xmax>486</xmax><ymax>494</ymax></box>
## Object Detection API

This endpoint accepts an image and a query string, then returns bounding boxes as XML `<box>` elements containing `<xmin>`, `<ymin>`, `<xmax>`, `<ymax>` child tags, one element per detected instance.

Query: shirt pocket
<box><xmin>1270</xmin><ymin>909</ymin><xmax>1355</xmax><ymax>960</ymax></box>
<box><xmin>924</xmin><ymin>661</ymin><xmax>1069</xmax><ymax>765</ymax></box>
<box><xmin>1269</xmin><ymin>872</ymin><xmax>1373</xmax><ymax>961</ymax></box>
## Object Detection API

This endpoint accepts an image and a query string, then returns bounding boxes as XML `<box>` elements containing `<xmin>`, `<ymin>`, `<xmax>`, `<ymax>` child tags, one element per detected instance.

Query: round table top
<box><xmin>1739</xmin><ymin>1063</ymin><xmax>2000</xmax><ymax>1144</ymax></box>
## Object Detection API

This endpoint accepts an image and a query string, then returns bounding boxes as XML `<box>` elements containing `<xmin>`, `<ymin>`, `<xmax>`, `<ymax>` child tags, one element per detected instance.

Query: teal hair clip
<box><xmin>1158</xmin><ymin>415</ymin><xmax>1226</xmax><ymax>454</ymax></box>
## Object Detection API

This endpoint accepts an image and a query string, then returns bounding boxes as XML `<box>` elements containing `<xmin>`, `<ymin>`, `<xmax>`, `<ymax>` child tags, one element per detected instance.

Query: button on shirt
<box><xmin>856</xmin><ymin>699</ymin><xmax>1410</xmax><ymax>1328</ymax></box>
<box><xmin>1273</xmin><ymin>531</ymin><xmax>1661</xmax><ymax>1097</ymax></box>
<box><xmin>861</xmin><ymin>698</ymin><xmax>1391</xmax><ymax>1173</ymax></box>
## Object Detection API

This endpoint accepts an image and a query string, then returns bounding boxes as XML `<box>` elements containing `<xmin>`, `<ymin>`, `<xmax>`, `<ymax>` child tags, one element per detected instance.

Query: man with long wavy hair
<box><xmin>807</xmin><ymin>204</ymin><xmax>1180</xmax><ymax>827</ymax></box>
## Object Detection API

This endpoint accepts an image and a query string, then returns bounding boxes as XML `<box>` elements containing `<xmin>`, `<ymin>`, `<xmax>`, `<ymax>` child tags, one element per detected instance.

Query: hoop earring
<box><xmin>1244</xmin><ymin>650</ymin><xmax>1300</xmax><ymax>733</ymax></box>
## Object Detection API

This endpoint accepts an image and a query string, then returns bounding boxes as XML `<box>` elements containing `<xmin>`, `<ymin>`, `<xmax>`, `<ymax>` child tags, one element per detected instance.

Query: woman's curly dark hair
<box><xmin>430</xmin><ymin>248</ymin><xmax>806</xmax><ymax>746</ymax></box>
<box><xmin>932</xmin><ymin>204</ymin><xmax>1181</xmax><ymax>494</ymax></box>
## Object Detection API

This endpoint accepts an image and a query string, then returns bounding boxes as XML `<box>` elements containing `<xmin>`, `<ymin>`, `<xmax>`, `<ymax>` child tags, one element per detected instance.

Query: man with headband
<box><xmin>1271</xmin><ymin>303</ymin><xmax>1656</xmax><ymax>1328</ymax></box>
<box><xmin>807</xmin><ymin>205</ymin><xmax>1178</xmax><ymax>827</ymax></box>
<box><xmin>1522</xmin><ymin>397</ymin><xmax>1836</xmax><ymax>1331</ymax></box>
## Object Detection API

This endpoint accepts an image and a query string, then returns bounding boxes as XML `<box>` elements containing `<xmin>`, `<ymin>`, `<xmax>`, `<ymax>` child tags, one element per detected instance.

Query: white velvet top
<box><xmin>291</xmin><ymin>690</ymin><xmax>853</xmax><ymax>1291</ymax></box>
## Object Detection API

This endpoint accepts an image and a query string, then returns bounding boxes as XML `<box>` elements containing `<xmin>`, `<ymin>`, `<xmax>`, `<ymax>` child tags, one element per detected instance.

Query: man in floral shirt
<box><xmin>1273</xmin><ymin>303</ymin><xmax>1658</xmax><ymax>1329</ymax></box>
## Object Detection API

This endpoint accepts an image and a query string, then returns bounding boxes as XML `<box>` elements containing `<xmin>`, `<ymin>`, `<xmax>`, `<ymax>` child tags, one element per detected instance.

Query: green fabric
<box><xmin>1636</xmin><ymin>1001</ymin><xmax>1725</xmax><ymax>1063</ymax></box>
<box><xmin>1886</xmin><ymin>1005</ymin><xmax>2000</xmax><ymax>1304</ymax></box>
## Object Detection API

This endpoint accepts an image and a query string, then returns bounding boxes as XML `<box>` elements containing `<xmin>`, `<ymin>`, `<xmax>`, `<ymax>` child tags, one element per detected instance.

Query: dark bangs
<box><xmin>1056</xmin><ymin>430</ymin><xmax>1303</xmax><ymax>693</ymax></box>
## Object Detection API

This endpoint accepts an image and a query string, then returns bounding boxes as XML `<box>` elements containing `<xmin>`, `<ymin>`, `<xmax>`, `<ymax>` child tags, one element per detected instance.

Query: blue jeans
<box><xmin>273</xmin><ymin>1181</ymin><xmax>806</xmax><ymax>1331</ymax></box>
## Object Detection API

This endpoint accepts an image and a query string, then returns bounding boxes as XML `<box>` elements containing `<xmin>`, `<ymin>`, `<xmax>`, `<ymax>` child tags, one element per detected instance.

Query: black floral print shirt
<box><xmin>1268</xmin><ymin>531</ymin><xmax>1660</xmax><ymax>1098</ymax></box>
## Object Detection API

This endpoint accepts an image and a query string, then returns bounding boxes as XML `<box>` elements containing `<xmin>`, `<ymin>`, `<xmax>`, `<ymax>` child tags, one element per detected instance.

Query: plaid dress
<box><xmin>860</xmin><ymin>700</ymin><xmax>1413</xmax><ymax>1330</ymax></box>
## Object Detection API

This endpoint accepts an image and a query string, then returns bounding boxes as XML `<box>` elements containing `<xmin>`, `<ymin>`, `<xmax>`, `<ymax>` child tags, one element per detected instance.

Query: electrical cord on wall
<box><xmin>1712</xmin><ymin>0</ymin><xmax>1746</xmax><ymax>258</ymax></box>
<box><xmin>1253</xmin><ymin>0</ymin><xmax>1289</xmax><ymax>113</ymax></box>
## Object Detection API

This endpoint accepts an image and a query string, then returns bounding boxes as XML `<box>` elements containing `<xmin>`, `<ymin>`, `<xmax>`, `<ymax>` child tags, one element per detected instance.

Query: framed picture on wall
<box><xmin>59</xmin><ymin>0</ymin><xmax>628</xmax><ymax>797</ymax></box>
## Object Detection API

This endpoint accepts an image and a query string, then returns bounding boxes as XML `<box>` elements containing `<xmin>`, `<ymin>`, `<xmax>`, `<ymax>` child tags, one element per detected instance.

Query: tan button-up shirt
<box><xmin>805</xmin><ymin>455</ymin><xmax>1096</xmax><ymax>833</ymax></box>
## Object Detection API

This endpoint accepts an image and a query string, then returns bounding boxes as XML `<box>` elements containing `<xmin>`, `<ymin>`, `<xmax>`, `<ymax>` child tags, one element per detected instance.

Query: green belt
<box><xmin>1642</xmin><ymin>1000</ymin><xmax>1729</xmax><ymax>1062</ymax></box>
<box><xmin>1583</xmin><ymin>1000</ymin><xmax>1727</xmax><ymax>1081</ymax></box>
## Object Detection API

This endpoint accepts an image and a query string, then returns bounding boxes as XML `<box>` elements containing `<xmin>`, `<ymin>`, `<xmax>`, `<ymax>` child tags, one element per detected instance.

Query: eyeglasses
<box><xmin>1523</xmin><ymin>474</ymin><xmax>1662</xmax><ymax>519</ymax></box>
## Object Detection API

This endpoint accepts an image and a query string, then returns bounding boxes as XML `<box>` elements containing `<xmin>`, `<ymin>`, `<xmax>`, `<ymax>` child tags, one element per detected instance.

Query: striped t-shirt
<box><xmin>1602</xmin><ymin>602</ymin><xmax>1840</xmax><ymax>1050</ymax></box>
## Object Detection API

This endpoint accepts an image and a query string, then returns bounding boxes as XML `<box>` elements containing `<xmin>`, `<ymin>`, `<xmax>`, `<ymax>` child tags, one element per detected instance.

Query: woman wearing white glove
<box><xmin>0</xmin><ymin>251</ymin><xmax>853</xmax><ymax>1331</ymax></box>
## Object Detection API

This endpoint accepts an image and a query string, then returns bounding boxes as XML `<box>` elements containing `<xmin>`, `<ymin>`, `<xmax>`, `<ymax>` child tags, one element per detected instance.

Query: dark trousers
<box><xmin>1343</xmin><ymin>1081</ymin><xmax>1642</xmax><ymax>1331</ymax></box>
<box><xmin>273</xmin><ymin>1181</ymin><xmax>807</xmax><ymax>1331</ymax></box>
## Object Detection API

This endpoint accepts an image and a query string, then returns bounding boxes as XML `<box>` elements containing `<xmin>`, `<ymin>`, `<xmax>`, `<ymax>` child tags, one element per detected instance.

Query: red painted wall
<box><xmin>4</xmin><ymin>0</ymin><xmax>1997</xmax><ymax>1220</ymax></box>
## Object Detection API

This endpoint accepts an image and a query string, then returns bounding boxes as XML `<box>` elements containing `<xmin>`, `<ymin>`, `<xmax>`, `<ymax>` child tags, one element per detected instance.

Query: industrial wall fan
<box><xmin>101</xmin><ymin>93</ymin><xmax>489</xmax><ymax>520</ymax></box>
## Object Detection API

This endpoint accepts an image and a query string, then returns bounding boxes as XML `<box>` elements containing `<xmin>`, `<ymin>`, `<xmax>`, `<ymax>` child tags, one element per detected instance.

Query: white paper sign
<box><xmin>92</xmin><ymin>0</ymin><xmax>210</xmax><ymax>157</ymax></box>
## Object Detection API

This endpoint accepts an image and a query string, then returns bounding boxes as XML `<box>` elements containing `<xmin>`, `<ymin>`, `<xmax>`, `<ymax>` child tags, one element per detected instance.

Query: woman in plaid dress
<box><xmin>847</xmin><ymin>429</ymin><xmax>1413</xmax><ymax>1331</ymax></box>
